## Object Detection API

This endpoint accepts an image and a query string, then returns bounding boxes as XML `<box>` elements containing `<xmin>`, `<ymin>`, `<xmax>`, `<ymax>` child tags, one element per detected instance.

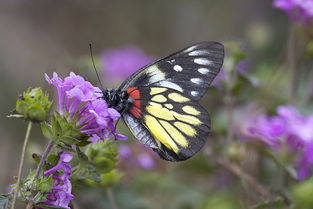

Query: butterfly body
<box><xmin>102</xmin><ymin>88</ymin><xmax>130</xmax><ymax>113</ymax></box>
<box><xmin>102</xmin><ymin>42</ymin><xmax>224</xmax><ymax>161</ymax></box>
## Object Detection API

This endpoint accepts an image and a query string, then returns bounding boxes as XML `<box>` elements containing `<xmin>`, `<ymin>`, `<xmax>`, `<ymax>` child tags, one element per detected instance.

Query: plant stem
<box><xmin>287</xmin><ymin>27</ymin><xmax>297</xmax><ymax>105</ymax></box>
<box><xmin>107</xmin><ymin>188</ymin><xmax>118</xmax><ymax>209</ymax></box>
<box><xmin>26</xmin><ymin>140</ymin><xmax>55</xmax><ymax>209</ymax></box>
<box><xmin>301</xmin><ymin>65</ymin><xmax>313</xmax><ymax>106</ymax></box>
<box><xmin>33</xmin><ymin>140</ymin><xmax>55</xmax><ymax>179</ymax></box>
<box><xmin>11</xmin><ymin>121</ymin><xmax>33</xmax><ymax>209</ymax></box>
<box><xmin>216</xmin><ymin>156</ymin><xmax>274</xmax><ymax>201</ymax></box>
<box><xmin>225</xmin><ymin>92</ymin><xmax>234</xmax><ymax>143</ymax></box>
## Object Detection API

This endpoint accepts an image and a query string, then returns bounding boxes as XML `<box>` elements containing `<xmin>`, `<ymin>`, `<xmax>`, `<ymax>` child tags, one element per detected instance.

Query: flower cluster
<box><xmin>101</xmin><ymin>45</ymin><xmax>153</xmax><ymax>80</ymax></box>
<box><xmin>45</xmin><ymin>72</ymin><xmax>126</xmax><ymax>142</ymax></box>
<box><xmin>246</xmin><ymin>105</ymin><xmax>313</xmax><ymax>179</ymax></box>
<box><xmin>39</xmin><ymin>152</ymin><xmax>74</xmax><ymax>209</ymax></box>
<box><xmin>118</xmin><ymin>144</ymin><xmax>156</xmax><ymax>170</ymax></box>
<box><xmin>273</xmin><ymin>0</ymin><xmax>313</xmax><ymax>23</ymax></box>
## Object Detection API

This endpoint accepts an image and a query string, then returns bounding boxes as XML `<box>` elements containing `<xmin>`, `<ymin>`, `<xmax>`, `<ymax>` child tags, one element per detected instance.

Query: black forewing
<box><xmin>119</xmin><ymin>41</ymin><xmax>224</xmax><ymax>100</ymax></box>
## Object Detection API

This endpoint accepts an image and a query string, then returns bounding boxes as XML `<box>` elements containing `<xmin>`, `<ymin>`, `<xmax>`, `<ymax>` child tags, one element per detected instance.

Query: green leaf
<box><xmin>60</xmin><ymin>136</ymin><xmax>80</xmax><ymax>145</ymax></box>
<box><xmin>41</xmin><ymin>122</ymin><xmax>53</xmax><ymax>140</ymax></box>
<box><xmin>51</xmin><ymin>115</ymin><xmax>62</xmax><ymax>140</ymax></box>
<box><xmin>38</xmin><ymin>175</ymin><xmax>53</xmax><ymax>193</ymax></box>
<box><xmin>47</xmin><ymin>154</ymin><xmax>59</xmax><ymax>166</ymax></box>
<box><xmin>76</xmin><ymin>140</ymin><xmax>91</xmax><ymax>147</ymax></box>
<box><xmin>0</xmin><ymin>195</ymin><xmax>10</xmax><ymax>209</ymax></box>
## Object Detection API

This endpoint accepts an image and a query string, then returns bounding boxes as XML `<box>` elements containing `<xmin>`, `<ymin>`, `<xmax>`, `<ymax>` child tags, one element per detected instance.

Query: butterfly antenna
<box><xmin>89</xmin><ymin>43</ymin><xmax>104</xmax><ymax>89</ymax></box>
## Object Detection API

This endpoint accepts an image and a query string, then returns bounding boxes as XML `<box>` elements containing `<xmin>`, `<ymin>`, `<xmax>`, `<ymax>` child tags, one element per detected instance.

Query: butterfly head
<box><xmin>101</xmin><ymin>88</ymin><xmax>130</xmax><ymax>113</ymax></box>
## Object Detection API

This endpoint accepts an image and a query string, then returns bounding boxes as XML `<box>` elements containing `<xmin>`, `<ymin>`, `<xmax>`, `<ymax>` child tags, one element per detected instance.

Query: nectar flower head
<box><xmin>38</xmin><ymin>152</ymin><xmax>74</xmax><ymax>209</ymax></box>
<box><xmin>45</xmin><ymin>72</ymin><xmax>126</xmax><ymax>143</ymax></box>
<box><xmin>101</xmin><ymin>45</ymin><xmax>154</xmax><ymax>80</ymax></box>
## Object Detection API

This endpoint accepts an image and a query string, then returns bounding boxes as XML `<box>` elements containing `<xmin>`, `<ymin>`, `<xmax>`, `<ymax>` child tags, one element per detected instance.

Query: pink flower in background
<box><xmin>273</xmin><ymin>0</ymin><xmax>313</xmax><ymax>23</ymax></box>
<box><xmin>101</xmin><ymin>46</ymin><xmax>154</xmax><ymax>80</ymax></box>
<box><xmin>118</xmin><ymin>144</ymin><xmax>157</xmax><ymax>170</ymax></box>
<box><xmin>247</xmin><ymin>115</ymin><xmax>286</xmax><ymax>148</ymax></box>
<box><xmin>245</xmin><ymin>105</ymin><xmax>313</xmax><ymax>180</ymax></box>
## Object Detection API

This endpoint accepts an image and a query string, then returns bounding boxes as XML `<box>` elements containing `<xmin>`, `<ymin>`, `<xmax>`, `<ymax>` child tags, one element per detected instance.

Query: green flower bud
<box><xmin>15</xmin><ymin>88</ymin><xmax>52</xmax><ymax>122</ymax></box>
<box><xmin>85</xmin><ymin>141</ymin><xmax>118</xmax><ymax>173</ymax></box>
<box><xmin>292</xmin><ymin>178</ymin><xmax>313</xmax><ymax>209</ymax></box>
<box><xmin>86</xmin><ymin>169</ymin><xmax>124</xmax><ymax>187</ymax></box>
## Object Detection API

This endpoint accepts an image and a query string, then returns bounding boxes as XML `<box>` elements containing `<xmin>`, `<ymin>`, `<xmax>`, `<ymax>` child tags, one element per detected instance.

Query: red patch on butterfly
<box><xmin>127</xmin><ymin>87</ymin><xmax>141</xmax><ymax>118</ymax></box>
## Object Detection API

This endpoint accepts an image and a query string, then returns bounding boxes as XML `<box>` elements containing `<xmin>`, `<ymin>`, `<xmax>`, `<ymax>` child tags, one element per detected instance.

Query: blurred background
<box><xmin>1</xmin><ymin>0</ymin><xmax>313</xmax><ymax>209</ymax></box>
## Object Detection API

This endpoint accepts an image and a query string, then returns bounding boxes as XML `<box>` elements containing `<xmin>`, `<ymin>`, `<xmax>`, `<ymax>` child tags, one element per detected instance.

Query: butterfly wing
<box><xmin>124</xmin><ymin>86</ymin><xmax>211</xmax><ymax>161</ymax></box>
<box><xmin>120</xmin><ymin>42</ymin><xmax>224</xmax><ymax>161</ymax></box>
<box><xmin>119</xmin><ymin>41</ymin><xmax>224</xmax><ymax>100</ymax></box>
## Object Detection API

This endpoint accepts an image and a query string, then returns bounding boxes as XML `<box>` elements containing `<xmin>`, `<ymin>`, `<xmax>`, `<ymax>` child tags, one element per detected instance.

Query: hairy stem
<box><xmin>26</xmin><ymin>140</ymin><xmax>55</xmax><ymax>209</ymax></box>
<box><xmin>33</xmin><ymin>140</ymin><xmax>55</xmax><ymax>179</ymax></box>
<box><xmin>11</xmin><ymin>121</ymin><xmax>33</xmax><ymax>209</ymax></box>
<box><xmin>107</xmin><ymin>188</ymin><xmax>118</xmax><ymax>209</ymax></box>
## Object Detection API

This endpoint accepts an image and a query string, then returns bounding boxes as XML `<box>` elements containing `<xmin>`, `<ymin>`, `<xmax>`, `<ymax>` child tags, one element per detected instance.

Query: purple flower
<box><xmin>101</xmin><ymin>46</ymin><xmax>154</xmax><ymax>80</ymax></box>
<box><xmin>118</xmin><ymin>145</ymin><xmax>132</xmax><ymax>158</ymax></box>
<box><xmin>247</xmin><ymin>115</ymin><xmax>286</xmax><ymax>148</ymax></box>
<box><xmin>118</xmin><ymin>144</ymin><xmax>156</xmax><ymax>170</ymax></box>
<box><xmin>137</xmin><ymin>153</ymin><xmax>155</xmax><ymax>170</ymax></box>
<box><xmin>273</xmin><ymin>0</ymin><xmax>313</xmax><ymax>23</ymax></box>
<box><xmin>244</xmin><ymin>105</ymin><xmax>313</xmax><ymax>179</ymax></box>
<box><xmin>45</xmin><ymin>72</ymin><xmax>126</xmax><ymax>142</ymax></box>
<box><xmin>39</xmin><ymin>152</ymin><xmax>74</xmax><ymax>209</ymax></box>
<box><xmin>278</xmin><ymin>106</ymin><xmax>313</xmax><ymax>143</ymax></box>
<box><xmin>297</xmin><ymin>143</ymin><xmax>313</xmax><ymax>180</ymax></box>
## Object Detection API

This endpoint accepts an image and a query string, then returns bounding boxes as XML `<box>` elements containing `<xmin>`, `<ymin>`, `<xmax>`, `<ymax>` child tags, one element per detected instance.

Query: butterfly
<box><xmin>101</xmin><ymin>42</ymin><xmax>224</xmax><ymax>161</ymax></box>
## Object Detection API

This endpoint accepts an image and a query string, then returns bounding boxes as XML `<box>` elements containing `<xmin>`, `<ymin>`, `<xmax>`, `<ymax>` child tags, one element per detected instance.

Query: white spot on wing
<box><xmin>146</xmin><ymin>65</ymin><xmax>166</xmax><ymax>84</ymax></box>
<box><xmin>191</xmin><ymin>91</ymin><xmax>199</xmax><ymax>97</ymax></box>
<box><xmin>190</xmin><ymin>78</ymin><xmax>203</xmax><ymax>85</ymax></box>
<box><xmin>184</xmin><ymin>45</ymin><xmax>198</xmax><ymax>53</ymax></box>
<box><xmin>194</xmin><ymin>58</ymin><xmax>212</xmax><ymax>65</ymax></box>
<box><xmin>173</xmin><ymin>65</ymin><xmax>183</xmax><ymax>72</ymax></box>
<box><xmin>155</xmin><ymin>81</ymin><xmax>183</xmax><ymax>92</ymax></box>
<box><xmin>198</xmin><ymin>68</ymin><xmax>210</xmax><ymax>74</ymax></box>
<box><xmin>188</xmin><ymin>50</ymin><xmax>209</xmax><ymax>56</ymax></box>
